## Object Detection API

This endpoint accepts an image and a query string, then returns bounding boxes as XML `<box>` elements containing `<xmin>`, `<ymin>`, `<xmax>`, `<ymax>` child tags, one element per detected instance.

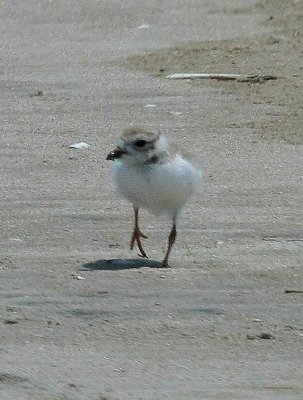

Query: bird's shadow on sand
<box><xmin>81</xmin><ymin>258</ymin><xmax>165</xmax><ymax>271</ymax></box>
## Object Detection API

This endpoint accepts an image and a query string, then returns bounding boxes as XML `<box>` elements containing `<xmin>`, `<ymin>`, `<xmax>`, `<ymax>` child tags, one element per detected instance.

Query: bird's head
<box><xmin>106</xmin><ymin>127</ymin><xmax>167</xmax><ymax>165</ymax></box>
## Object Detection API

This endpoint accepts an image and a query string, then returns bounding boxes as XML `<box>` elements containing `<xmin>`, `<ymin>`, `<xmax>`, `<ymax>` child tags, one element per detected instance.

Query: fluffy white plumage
<box><xmin>106</xmin><ymin>126</ymin><xmax>203</xmax><ymax>267</ymax></box>
<box><xmin>113</xmin><ymin>153</ymin><xmax>201</xmax><ymax>216</ymax></box>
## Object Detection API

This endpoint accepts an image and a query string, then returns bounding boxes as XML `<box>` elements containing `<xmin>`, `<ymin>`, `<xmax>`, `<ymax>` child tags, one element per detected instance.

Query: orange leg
<box><xmin>130</xmin><ymin>206</ymin><xmax>148</xmax><ymax>258</ymax></box>
<box><xmin>160</xmin><ymin>220</ymin><xmax>177</xmax><ymax>268</ymax></box>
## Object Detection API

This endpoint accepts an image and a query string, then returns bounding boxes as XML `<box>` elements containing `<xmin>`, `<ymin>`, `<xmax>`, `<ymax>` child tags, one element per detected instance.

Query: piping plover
<box><xmin>106</xmin><ymin>126</ymin><xmax>202</xmax><ymax>268</ymax></box>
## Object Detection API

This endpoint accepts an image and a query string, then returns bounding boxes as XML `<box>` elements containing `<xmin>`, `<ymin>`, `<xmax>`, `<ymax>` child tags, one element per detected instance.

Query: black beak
<box><xmin>106</xmin><ymin>147</ymin><xmax>127</xmax><ymax>161</ymax></box>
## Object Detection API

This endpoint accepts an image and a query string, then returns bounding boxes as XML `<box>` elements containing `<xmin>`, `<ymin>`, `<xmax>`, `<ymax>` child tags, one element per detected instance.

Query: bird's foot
<box><xmin>157</xmin><ymin>260</ymin><xmax>171</xmax><ymax>268</ymax></box>
<box><xmin>130</xmin><ymin>227</ymin><xmax>148</xmax><ymax>258</ymax></box>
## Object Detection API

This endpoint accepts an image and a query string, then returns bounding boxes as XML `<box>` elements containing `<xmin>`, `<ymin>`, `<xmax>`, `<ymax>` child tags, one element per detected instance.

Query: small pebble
<box><xmin>258</xmin><ymin>332</ymin><xmax>275</xmax><ymax>340</ymax></box>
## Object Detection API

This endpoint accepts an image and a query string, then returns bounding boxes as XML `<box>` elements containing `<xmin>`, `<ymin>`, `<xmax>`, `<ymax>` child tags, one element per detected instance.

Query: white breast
<box><xmin>112</xmin><ymin>155</ymin><xmax>202</xmax><ymax>216</ymax></box>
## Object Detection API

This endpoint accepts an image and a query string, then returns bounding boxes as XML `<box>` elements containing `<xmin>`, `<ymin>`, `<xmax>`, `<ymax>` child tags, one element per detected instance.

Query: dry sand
<box><xmin>0</xmin><ymin>0</ymin><xmax>302</xmax><ymax>399</ymax></box>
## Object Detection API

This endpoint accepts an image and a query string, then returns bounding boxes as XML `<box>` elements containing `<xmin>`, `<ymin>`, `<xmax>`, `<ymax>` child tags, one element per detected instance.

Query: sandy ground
<box><xmin>0</xmin><ymin>1</ymin><xmax>302</xmax><ymax>399</ymax></box>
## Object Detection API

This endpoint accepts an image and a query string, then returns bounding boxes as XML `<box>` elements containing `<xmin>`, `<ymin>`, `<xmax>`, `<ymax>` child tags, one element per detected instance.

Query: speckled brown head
<box><xmin>106</xmin><ymin>126</ymin><xmax>167</xmax><ymax>164</ymax></box>
<box><xmin>121</xmin><ymin>126</ymin><xmax>159</xmax><ymax>144</ymax></box>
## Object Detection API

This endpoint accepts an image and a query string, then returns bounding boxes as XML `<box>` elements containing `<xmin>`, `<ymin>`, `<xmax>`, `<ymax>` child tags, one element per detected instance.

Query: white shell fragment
<box><xmin>72</xmin><ymin>273</ymin><xmax>85</xmax><ymax>280</ymax></box>
<box><xmin>68</xmin><ymin>142</ymin><xmax>90</xmax><ymax>149</ymax></box>
<box><xmin>9</xmin><ymin>237</ymin><xmax>23</xmax><ymax>242</ymax></box>
<box><xmin>169</xmin><ymin>111</ymin><xmax>183</xmax><ymax>116</ymax></box>
<box><xmin>137</xmin><ymin>24</ymin><xmax>150</xmax><ymax>30</ymax></box>
<box><xmin>144</xmin><ymin>104</ymin><xmax>157</xmax><ymax>108</ymax></box>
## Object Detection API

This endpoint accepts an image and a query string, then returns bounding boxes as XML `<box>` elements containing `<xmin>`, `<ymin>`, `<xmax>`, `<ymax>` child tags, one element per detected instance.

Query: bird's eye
<box><xmin>134</xmin><ymin>139</ymin><xmax>147</xmax><ymax>148</ymax></box>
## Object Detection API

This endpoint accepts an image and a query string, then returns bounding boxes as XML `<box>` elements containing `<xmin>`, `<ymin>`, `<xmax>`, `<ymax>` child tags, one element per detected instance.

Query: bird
<box><xmin>106</xmin><ymin>126</ymin><xmax>202</xmax><ymax>268</ymax></box>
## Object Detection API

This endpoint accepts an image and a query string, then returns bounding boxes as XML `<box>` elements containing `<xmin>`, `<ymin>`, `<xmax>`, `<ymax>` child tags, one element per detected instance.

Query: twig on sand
<box><xmin>166</xmin><ymin>73</ymin><xmax>277</xmax><ymax>83</ymax></box>
<box><xmin>262</xmin><ymin>236</ymin><xmax>303</xmax><ymax>242</ymax></box>
<box><xmin>285</xmin><ymin>289</ymin><xmax>303</xmax><ymax>294</ymax></box>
